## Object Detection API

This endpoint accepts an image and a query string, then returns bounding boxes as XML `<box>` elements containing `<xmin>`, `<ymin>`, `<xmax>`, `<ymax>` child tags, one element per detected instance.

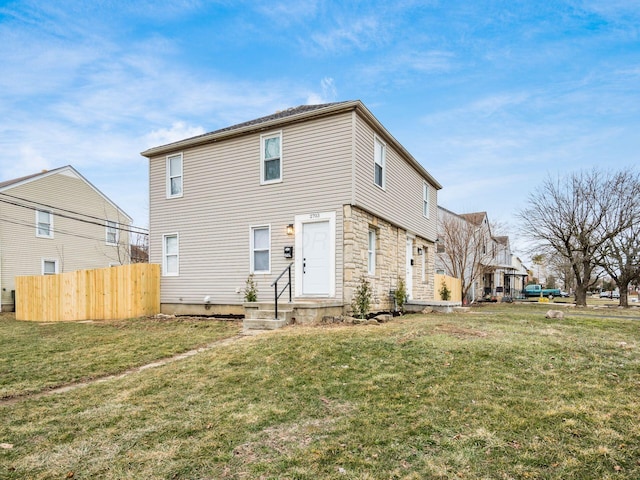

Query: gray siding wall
<box><xmin>0</xmin><ymin>171</ymin><xmax>130</xmax><ymax>309</ymax></box>
<box><xmin>353</xmin><ymin>114</ymin><xmax>438</xmax><ymax>241</ymax></box>
<box><xmin>149</xmin><ymin>112</ymin><xmax>354</xmax><ymax>306</ymax></box>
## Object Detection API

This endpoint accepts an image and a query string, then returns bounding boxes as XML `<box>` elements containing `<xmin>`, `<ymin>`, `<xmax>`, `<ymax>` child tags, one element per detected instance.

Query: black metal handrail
<box><xmin>270</xmin><ymin>262</ymin><xmax>293</xmax><ymax>320</ymax></box>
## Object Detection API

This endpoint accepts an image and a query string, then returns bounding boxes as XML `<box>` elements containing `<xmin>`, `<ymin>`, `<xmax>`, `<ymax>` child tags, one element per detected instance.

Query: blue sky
<box><xmin>1</xmin><ymin>0</ymin><xmax>639</xmax><ymax>256</ymax></box>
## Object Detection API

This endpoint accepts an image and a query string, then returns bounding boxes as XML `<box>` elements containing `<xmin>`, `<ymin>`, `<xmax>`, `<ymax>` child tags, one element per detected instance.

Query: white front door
<box><xmin>295</xmin><ymin>211</ymin><xmax>336</xmax><ymax>298</ymax></box>
<box><xmin>406</xmin><ymin>237</ymin><xmax>413</xmax><ymax>300</ymax></box>
<box><xmin>302</xmin><ymin>220</ymin><xmax>331</xmax><ymax>295</ymax></box>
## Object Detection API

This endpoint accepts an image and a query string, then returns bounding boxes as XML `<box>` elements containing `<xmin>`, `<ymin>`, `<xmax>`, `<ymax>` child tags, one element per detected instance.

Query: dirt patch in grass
<box><xmin>434</xmin><ymin>323</ymin><xmax>489</xmax><ymax>339</ymax></box>
<box><xmin>233</xmin><ymin>417</ymin><xmax>333</xmax><ymax>459</ymax></box>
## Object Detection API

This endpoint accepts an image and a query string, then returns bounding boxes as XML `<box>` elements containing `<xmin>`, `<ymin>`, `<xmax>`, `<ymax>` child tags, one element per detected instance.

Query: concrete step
<box><xmin>244</xmin><ymin>309</ymin><xmax>293</xmax><ymax>322</ymax></box>
<box><xmin>243</xmin><ymin>317</ymin><xmax>288</xmax><ymax>331</ymax></box>
<box><xmin>242</xmin><ymin>300</ymin><xmax>345</xmax><ymax>327</ymax></box>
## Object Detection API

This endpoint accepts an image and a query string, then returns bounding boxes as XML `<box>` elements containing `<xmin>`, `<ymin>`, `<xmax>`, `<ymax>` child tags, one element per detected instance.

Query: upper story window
<box><xmin>163</xmin><ymin>233</ymin><xmax>179</xmax><ymax>276</ymax></box>
<box><xmin>250</xmin><ymin>225</ymin><xmax>271</xmax><ymax>273</ymax></box>
<box><xmin>42</xmin><ymin>259</ymin><xmax>58</xmax><ymax>275</ymax></box>
<box><xmin>36</xmin><ymin>210</ymin><xmax>53</xmax><ymax>238</ymax></box>
<box><xmin>261</xmin><ymin>132</ymin><xmax>282</xmax><ymax>184</ymax></box>
<box><xmin>166</xmin><ymin>153</ymin><xmax>183</xmax><ymax>198</ymax></box>
<box><xmin>374</xmin><ymin>136</ymin><xmax>386</xmax><ymax>189</ymax></box>
<box><xmin>423</xmin><ymin>183</ymin><xmax>430</xmax><ymax>218</ymax></box>
<box><xmin>368</xmin><ymin>229</ymin><xmax>376</xmax><ymax>275</ymax></box>
<box><xmin>106</xmin><ymin>220</ymin><xmax>118</xmax><ymax>245</ymax></box>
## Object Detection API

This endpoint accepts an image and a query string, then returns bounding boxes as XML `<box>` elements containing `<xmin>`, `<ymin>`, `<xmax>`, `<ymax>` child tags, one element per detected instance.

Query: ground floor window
<box><xmin>42</xmin><ymin>259</ymin><xmax>58</xmax><ymax>275</ymax></box>
<box><xmin>163</xmin><ymin>233</ymin><xmax>179</xmax><ymax>276</ymax></box>
<box><xmin>251</xmin><ymin>225</ymin><xmax>270</xmax><ymax>273</ymax></box>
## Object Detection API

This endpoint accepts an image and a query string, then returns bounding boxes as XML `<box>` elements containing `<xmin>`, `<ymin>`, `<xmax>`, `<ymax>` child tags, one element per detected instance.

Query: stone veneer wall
<box><xmin>414</xmin><ymin>239</ymin><xmax>436</xmax><ymax>302</ymax></box>
<box><xmin>343</xmin><ymin>205</ymin><xmax>435</xmax><ymax>313</ymax></box>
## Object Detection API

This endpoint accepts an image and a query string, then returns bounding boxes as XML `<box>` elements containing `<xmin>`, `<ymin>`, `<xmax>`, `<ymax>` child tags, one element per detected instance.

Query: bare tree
<box><xmin>437</xmin><ymin>208</ymin><xmax>494</xmax><ymax>303</ymax></box>
<box><xmin>517</xmin><ymin>168</ymin><xmax>640</xmax><ymax>307</ymax></box>
<box><xmin>597</xmin><ymin>218</ymin><xmax>640</xmax><ymax>307</ymax></box>
<box><xmin>549</xmin><ymin>257</ymin><xmax>575</xmax><ymax>292</ymax></box>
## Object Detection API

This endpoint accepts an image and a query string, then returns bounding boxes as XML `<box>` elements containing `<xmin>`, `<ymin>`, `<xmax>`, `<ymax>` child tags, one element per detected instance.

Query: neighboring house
<box><xmin>141</xmin><ymin>100</ymin><xmax>442</xmax><ymax>317</ymax></box>
<box><xmin>0</xmin><ymin>166</ymin><xmax>132</xmax><ymax>311</ymax></box>
<box><xmin>436</xmin><ymin>207</ymin><xmax>524</xmax><ymax>302</ymax></box>
<box><xmin>488</xmin><ymin>235</ymin><xmax>523</xmax><ymax>298</ymax></box>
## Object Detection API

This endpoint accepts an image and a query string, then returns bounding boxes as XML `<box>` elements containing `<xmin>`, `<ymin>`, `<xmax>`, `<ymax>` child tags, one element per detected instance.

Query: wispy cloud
<box><xmin>253</xmin><ymin>0</ymin><xmax>320</xmax><ymax>27</ymax></box>
<box><xmin>306</xmin><ymin>77</ymin><xmax>338</xmax><ymax>104</ymax></box>
<box><xmin>304</xmin><ymin>15</ymin><xmax>384</xmax><ymax>54</ymax></box>
<box><xmin>143</xmin><ymin>122</ymin><xmax>206</xmax><ymax>149</ymax></box>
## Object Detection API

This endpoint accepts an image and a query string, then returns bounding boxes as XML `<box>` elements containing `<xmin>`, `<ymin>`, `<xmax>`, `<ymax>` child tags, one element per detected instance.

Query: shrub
<box><xmin>439</xmin><ymin>280</ymin><xmax>451</xmax><ymax>301</ymax></box>
<box><xmin>351</xmin><ymin>276</ymin><xmax>372</xmax><ymax>319</ymax></box>
<box><xmin>244</xmin><ymin>275</ymin><xmax>258</xmax><ymax>302</ymax></box>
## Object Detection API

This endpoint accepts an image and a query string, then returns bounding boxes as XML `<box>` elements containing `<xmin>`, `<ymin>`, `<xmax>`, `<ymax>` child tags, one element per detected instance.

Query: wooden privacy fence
<box><xmin>16</xmin><ymin>263</ymin><xmax>160</xmax><ymax>322</ymax></box>
<box><xmin>434</xmin><ymin>273</ymin><xmax>462</xmax><ymax>302</ymax></box>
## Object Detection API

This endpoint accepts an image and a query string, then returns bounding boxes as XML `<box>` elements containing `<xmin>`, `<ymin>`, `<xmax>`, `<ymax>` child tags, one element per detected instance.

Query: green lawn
<box><xmin>1</xmin><ymin>305</ymin><xmax>639</xmax><ymax>479</ymax></box>
<box><xmin>0</xmin><ymin>314</ymin><xmax>240</xmax><ymax>399</ymax></box>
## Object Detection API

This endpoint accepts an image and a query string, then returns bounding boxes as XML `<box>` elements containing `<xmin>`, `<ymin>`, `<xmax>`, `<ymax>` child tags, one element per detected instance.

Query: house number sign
<box><xmin>309</xmin><ymin>212</ymin><xmax>320</xmax><ymax>219</ymax></box>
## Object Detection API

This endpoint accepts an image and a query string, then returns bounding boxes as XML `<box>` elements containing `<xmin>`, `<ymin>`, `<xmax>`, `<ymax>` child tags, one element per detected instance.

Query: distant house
<box><xmin>488</xmin><ymin>234</ymin><xmax>527</xmax><ymax>298</ymax></box>
<box><xmin>0</xmin><ymin>166</ymin><xmax>132</xmax><ymax>311</ymax></box>
<box><xmin>436</xmin><ymin>207</ymin><xmax>526</xmax><ymax>302</ymax></box>
<box><xmin>141</xmin><ymin>100</ymin><xmax>443</xmax><ymax>319</ymax></box>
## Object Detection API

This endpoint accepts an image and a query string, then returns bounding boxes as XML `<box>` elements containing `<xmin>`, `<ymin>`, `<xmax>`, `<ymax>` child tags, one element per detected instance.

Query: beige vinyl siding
<box><xmin>353</xmin><ymin>114</ymin><xmax>437</xmax><ymax>240</ymax></box>
<box><xmin>0</xmin><ymin>171</ymin><xmax>130</xmax><ymax>309</ymax></box>
<box><xmin>149</xmin><ymin>112</ymin><xmax>354</xmax><ymax>305</ymax></box>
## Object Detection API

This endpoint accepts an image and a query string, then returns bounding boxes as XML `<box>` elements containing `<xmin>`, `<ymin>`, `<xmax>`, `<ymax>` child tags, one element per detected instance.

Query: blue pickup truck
<box><xmin>523</xmin><ymin>284</ymin><xmax>562</xmax><ymax>299</ymax></box>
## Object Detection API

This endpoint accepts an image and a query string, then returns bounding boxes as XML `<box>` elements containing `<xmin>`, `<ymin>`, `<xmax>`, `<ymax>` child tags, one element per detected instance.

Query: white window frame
<box><xmin>166</xmin><ymin>153</ymin><xmax>183</xmax><ymax>199</ymax></box>
<box><xmin>162</xmin><ymin>233</ymin><xmax>179</xmax><ymax>276</ymax></box>
<box><xmin>106</xmin><ymin>220</ymin><xmax>119</xmax><ymax>245</ymax></box>
<box><xmin>423</xmin><ymin>183</ymin><xmax>430</xmax><ymax>218</ymax></box>
<box><xmin>374</xmin><ymin>136</ymin><xmax>386</xmax><ymax>190</ymax></box>
<box><xmin>260</xmin><ymin>131</ymin><xmax>283</xmax><ymax>185</ymax></box>
<box><xmin>36</xmin><ymin>210</ymin><xmax>53</xmax><ymax>238</ymax></box>
<box><xmin>250</xmin><ymin>225</ymin><xmax>271</xmax><ymax>274</ymax></box>
<box><xmin>368</xmin><ymin>229</ymin><xmax>376</xmax><ymax>275</ymax></box>
<box><xmin>42</xmin><ymin>258</ymin><xmax>59</xmax><ymax>275</ymax></box>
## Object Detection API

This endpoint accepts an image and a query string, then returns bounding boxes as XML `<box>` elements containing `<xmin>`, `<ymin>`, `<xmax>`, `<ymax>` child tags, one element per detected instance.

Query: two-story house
<box><xmin>0</xmin><ymin>166</ymin><xmax>132</xmax><ymax>311</ymax></box>
<box><xmin>142</xmin><ymin>100</ymin><xmax>442</xmax><ymax>320</ymax></box>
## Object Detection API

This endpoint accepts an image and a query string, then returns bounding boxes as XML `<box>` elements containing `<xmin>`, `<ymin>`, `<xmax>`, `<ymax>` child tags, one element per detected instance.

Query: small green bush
<box><xmin>439</xmin><ymin>280</ymin><xmax>451</xmax><ymax>301</ymax></box>
<box><xmin>351</xmin><ymin>276</ymin><xmax>372</xmax><ymax>319</ymax></box>
<box><xmin>244</xmin><ymin>275</ymin><xmax>258</xmax><ymax>302</ymax></box>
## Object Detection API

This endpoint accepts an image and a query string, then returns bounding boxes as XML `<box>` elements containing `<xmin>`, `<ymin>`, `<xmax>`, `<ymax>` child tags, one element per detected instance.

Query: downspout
<box><xmin>350</xmin><ymin>110</ymin><xmax>356</xmax><ymax>206</ymax></box>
